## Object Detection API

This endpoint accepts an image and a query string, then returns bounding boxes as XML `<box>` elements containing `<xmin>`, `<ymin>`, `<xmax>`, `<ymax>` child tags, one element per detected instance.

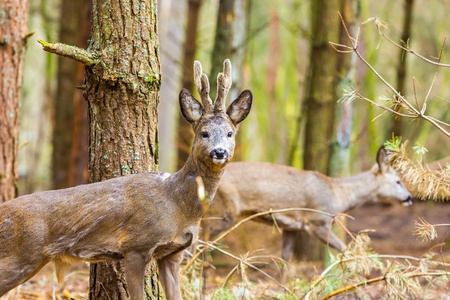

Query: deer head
<box><xmin>179</xmin><ymin>59</ymin><xmax>252</xmax><ymax>173</ymax></box>
<box><xmin>374</xmin><ymin>146</ymin><xmax>413</xmax><ymax>206</ymax></box>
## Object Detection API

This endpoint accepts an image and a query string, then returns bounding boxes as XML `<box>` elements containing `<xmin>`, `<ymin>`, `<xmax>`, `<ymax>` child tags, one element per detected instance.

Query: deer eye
<box><xmin>396</xmin><ymin>180</ymin><xmax>401</xmax><ymax>185</ymax></box>
<box><xmin>201</xmin><ymin>131</ymin><xmax>209</xmax><ymax>138</ymax></box>
<box><xmin>227</xmin><ymin>131</ymin><xmax>233</xmax><ymax>138</ymax></box>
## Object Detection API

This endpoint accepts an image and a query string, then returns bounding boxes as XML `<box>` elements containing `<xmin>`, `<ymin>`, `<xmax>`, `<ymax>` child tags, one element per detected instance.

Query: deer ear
<box><xmin>226</xmin><ymin>90</ymin><xmax>252</xmax><ymax>125</ymax></box>
<box><xmin>179</xmin><ymin>88</ymin><xmax>204</xmax><ymax>124</ymax></box>
<box><xmin>376</xmin><ymin>146</ymin><xmax>389</xmax><ymax>174</ymax></box>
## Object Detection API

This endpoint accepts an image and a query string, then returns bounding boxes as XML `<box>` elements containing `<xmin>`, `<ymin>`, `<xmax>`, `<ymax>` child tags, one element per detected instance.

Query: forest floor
<box><xmin>2</xmin><ymin>200</ymin><xmax>449</xmax><ymax>299</ymax></box>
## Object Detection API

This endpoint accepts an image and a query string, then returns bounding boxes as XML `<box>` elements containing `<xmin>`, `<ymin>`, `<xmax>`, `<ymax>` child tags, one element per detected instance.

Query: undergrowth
<box><xmin>180</xmin><ymin>211</ymin><xmax>450</xmax><ymax>299</ymax></box>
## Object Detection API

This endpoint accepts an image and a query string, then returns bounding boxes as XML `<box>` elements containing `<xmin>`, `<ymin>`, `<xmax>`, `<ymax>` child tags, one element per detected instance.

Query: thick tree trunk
<box><xmin>52</xmin><ymin>0</ymin><xmax>90</xmax><ymax>189</ymax></box>
<box><xmin>296</xmin><ymin>0</ymin><xmax>340</xmax><ymax>261</ymax></box>
<box><xmin>0</xmin><ymin>0</ymin><xmax>28</xmax><ymax>202</ymax></box>
<box><xmin>83</xmin><ymin>0</ymin><xmax>161</xmax><ymax>298</ymax></box>
<box><xmin>177</xmin><ymin>0</ymin><xmax>202</xmax><ymax>169</ymax></box>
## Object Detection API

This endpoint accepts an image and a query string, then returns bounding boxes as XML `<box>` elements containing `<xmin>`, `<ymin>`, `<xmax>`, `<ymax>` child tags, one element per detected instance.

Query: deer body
<box><xmin>0</xmin><ymin>59</ymin><xmax>252</xmax><ymax>300</ymax></box>
<box><xmin>205</xmin><ymin>148</ymin><xmax>412</xmax><ymax>262</ymax></box>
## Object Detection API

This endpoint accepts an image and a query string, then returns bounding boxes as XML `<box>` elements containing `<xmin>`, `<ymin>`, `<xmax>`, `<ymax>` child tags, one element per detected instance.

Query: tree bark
<box><xmin>52</xmin><ymin>0</ymin><xmax>90</xmax><ymax>189</ymax></box>
<box><xmin>0</xmin><ymin>0</ymin><xmax>28</xmax><ymax>202</ymax></box>
<box><xmin>177</xmin><ymin>0</ymin><xmax>202</xmax><ymax>169</ymax></box>
<box><xmin>210</xmin><ymin>0</ymin><xmax>234</xmax><ymax>95</ymax></box>
<box><xmin>328</xmin><ymin>0</ymin><xmax>358</xmax><ymax>264</ymax></box>
<box><xmin>84</xmin><ymin>0</ymin><xmax>161</xmax><ymax>298</ymax></box>
<box><xmin>296</xmin><ymin>0</ymin><xmax>340</xmax><ymax>261</ymax></box>
<box><xmin>392</xmin><ymin>0</ymin><xmax>415</xmax><ymax>136</ymax></box>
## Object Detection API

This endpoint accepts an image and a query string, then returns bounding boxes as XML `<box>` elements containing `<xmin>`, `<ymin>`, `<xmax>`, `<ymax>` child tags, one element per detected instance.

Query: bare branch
<box><xmin>182</xmin><ymin>208</ymin><xmax>349</xmax><ymax>273</ymax></box>
<box><xmin>197</xmin><ymin>240</ymin><xmax>292</xmax><ymax>294</ymax></box>
<box><xmin>330</xmin><ymin>15</ymin><xmax>450</xmax><ymax>137</ymax></box>
<box><xmin>37</xmin><ymin>39</ymin><xmax>98</xmax><ymax>66</ymax></box>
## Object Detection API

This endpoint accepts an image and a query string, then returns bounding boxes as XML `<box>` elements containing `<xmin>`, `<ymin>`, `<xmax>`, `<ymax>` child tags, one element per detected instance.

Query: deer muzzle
<box><xmin>402</xmin><ymin>195</ymin><xmax>413</xmax><ymax>206</ymax></box>
<box><xmin>210</xmin><ymin>148</ymin><xmax>229</xmax><ymax>164</ymax></box>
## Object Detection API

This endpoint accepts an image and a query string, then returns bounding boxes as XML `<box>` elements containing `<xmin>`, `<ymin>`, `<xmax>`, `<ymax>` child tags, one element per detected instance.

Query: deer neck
<box><xmin>170</xmin><ymin>153</ymin><xmax>224</xmax><ymax>206</ymax></box>
<box><xmin>333</xmin><ymin>171</ymin><xmax>379</xmax><ymax>212</ymax></box>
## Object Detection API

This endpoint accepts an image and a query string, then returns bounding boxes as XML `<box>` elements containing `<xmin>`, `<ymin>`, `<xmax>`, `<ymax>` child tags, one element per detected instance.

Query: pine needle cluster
<box><xmin>385</xmin><ymin>139</ymin><xmax>450</xmax><ymax>201</ymax></box>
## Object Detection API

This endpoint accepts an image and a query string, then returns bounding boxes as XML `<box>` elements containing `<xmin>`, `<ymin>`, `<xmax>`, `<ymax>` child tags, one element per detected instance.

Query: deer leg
<box><xmin>307</xmin><ymin>223</ymin><xmax>346</xmax><ymax>252</ymax></box>
<box><xmin>123</xmin><ymin>252</ymin><xmax>147</xmax><ymax>300</ymax></box>
<box><xmin>0</xmin><ymin>257</ymin><xmax>49</xmax><ymax>296</ymax></box>
<box><xmin>280</xmin><ymin>230</ymin><xmax>297</xmax><ymax>283</ymax></box>
<box><xmin>157</xmin><ymin>251</ymin><xmax>184</xmax><ymax>300</ymax></box>
<box><xmin>281</xmin><ymin>230</ymin><xmax>297</xmax><ymax>262</ymax></box>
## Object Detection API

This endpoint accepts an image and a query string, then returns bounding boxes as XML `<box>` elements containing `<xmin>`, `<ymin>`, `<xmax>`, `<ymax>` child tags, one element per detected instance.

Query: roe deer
<box><xmin>203</xmin><ymin>147</ymin><xmax>412</xmax><ymax>262</ymax></box>
<box><xmin>0</xmin><ymin>59</ymin><xmax>252</xmax><ymax>300</ymax></box>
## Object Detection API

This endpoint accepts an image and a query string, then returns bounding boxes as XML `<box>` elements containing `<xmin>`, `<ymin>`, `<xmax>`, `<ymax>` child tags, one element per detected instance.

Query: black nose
<box><xmin>210</xmin><ymin>148</ymin><xmax>228</xmax><ymax>159</ymax></box>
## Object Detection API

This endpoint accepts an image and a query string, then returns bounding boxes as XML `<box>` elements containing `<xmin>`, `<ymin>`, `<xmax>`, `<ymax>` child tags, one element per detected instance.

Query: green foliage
<box><xmin>412</xmin><ymin>142</ymin><xmax>428</xmax><ymax>156</ymax></box>
<box><xmin>384</xmin><ymin>136</ymin><xmax>402</xmax><ymax>151</ymax></box>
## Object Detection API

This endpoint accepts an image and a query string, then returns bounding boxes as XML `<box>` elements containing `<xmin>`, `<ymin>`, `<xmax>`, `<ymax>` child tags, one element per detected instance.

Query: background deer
<box><xmin>203</xmin><ymin>147</ymin><xmax>412</xmax><ymax>263</ymax></box>
<box><xmin>0</xmin><ymin>59</ymin><xmax>252</xmax><ymax>300</ymax></box>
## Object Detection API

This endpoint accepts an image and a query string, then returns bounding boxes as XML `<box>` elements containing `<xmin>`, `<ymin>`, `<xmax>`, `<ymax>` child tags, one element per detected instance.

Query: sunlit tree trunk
<box><xmin>329</xmin><ymin>0</ymin><xmax>358</xmax><ymax>263</ymax></box>
<box><xmin>295</xmin><ymin>0</ymin><xmax>340</xmax><ymax>261</ymax></box>
<box><xmin>52</xmin><ymin>0</ymin><xmax>90</xmax><ymax>189</ymax></box>
<box><xmin>0</xmin><ymin>0</ymin><xmax>28</xmax><ymax>202</ymax></box>
<box><xmin>392</xmin><ymin>0</ymin><xmax>415</xmax><ymax>136</ymax></box>
<box><xmin>159</xmin><ymin>0</ymin><xmax>187</xmax><ymax>173</ymax></box>
<box><xmin>177</xmin><ymin>0</ymin><xmax>202</xmax><ymax>168</ymax></box>
<box><xmin>266</xmin><ymin>6</ymin><xmax>280</xmax><ymax>163</ymax></box>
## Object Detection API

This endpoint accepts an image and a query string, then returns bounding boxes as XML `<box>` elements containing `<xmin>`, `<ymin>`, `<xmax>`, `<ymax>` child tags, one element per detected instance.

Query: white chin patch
<box><xmin>212</xmin><ymin>158</ymin><xmax>227</xmax><ymax>165</ymax></box>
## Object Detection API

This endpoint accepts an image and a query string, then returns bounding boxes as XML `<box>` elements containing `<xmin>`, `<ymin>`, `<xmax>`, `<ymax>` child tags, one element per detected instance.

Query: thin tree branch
<box><xmin>320</xmin><ymin>272</ymin><xmax>448</xmax><ymax>300</ymax></box>
<box><xmin>197</xmin><ymin>240</ymin><xmax>292</xmax><ymax>294</ymax></box>
<box><xmin>331</xmin><ymin>14</ymin><xmax>450</xmax><ymax>137</ymax></box>
<box><xmin>182</xmin><ymin>208</ymin><xmax>350</xmax><ymax>273</ymax></box>
<box><xmin>38</xmin><ymin>39</ymin><xmax>98</xmax><ymax>66</ymax></box>
<box><xmin>303</xmin><ymin>253</ymin><xmax>450</xmax><ymax>300</ymax></box>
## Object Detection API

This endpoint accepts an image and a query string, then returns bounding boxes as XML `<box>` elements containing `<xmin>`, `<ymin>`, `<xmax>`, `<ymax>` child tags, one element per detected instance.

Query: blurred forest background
<box><xmin>2</xmin><ymin>0</ymin><xmax>450</xmax><ymax>298</ymax></box>
<box><xmin>16</xmin><ymin>0</ymin><xmax>449</xmax><ymax>195</ymax></box>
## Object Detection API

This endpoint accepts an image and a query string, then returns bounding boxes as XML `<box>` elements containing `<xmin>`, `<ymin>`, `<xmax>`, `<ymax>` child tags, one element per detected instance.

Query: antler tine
<box><xmin>214</xmin><ymin>59</ymin><xmax>232</xmax><ymax>112</ymax></box>
<box><xmin>193</xmin><ymin>61</ymin><xmax>213</xmax><ymax>111</ymax></box>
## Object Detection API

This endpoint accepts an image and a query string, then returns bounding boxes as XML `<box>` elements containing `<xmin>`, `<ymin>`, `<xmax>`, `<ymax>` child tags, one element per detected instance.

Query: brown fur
<box><xmin>0</xmin><ymin>59</ymin><xmax>252</xmax><ymax>300</ymax></box>
<box><xmin>203</xmin><ymin>147</ymin><xmax>412</xmax><ymax>264</ymax></box>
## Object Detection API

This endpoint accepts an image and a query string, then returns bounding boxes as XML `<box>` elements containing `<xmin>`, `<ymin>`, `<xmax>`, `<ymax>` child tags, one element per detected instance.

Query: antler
<box><xmin>193</xmin><ymin>61</ymin><xmax>213</xmax><ymax>112</ymax></box>
<box><xmin>214</xmin><ymin>59</ymin><xmax>232</xmax><ymax>112</ymax></box>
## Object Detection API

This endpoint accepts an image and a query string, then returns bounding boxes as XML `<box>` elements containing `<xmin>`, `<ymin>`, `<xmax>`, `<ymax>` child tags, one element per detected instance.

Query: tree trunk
<box><xmin>84</xmin><ymin>0</ymin><xmax>161</xmax><ymax>298</ymax></box>
<box><xmin>177</xmin><ymin>0</ymin><xmax>202</xmax><ymax>169</ymax></box>
<box><xmin>158</xmin><ymin>0</ymin><xmax>187</xmax><ymax>173</ymax></box>
<box><xmin>210</xmin><ymin>0</ymin><xmax>249</xmax><ymax>160</ymax></box>
<box><xmin>52</xmin><ymin>0</ymin><xmax>90</xmax><ymax>189</ymax></box>
<box><xmin>328</xmin><ymin>0</ymin><xmax>358</xmax><ymax>264</ymax></box>
<box><xmin>295</xmin><ymin>0</ymin><xmax>340</xmax><ymax>261</ymax></box>
<box><xmin>392</xmin><ymin>0</ymin><xmax>415</xmax><ymax>136</ymax></box>
<box><xmin>266</xmin><ymin>6</ymin><xmax>281</xmax><ymax>163</ymax></box>
<box><xmin>210</xmin><ymin>0</ymin><xmax>234</xmax><ymax>95</ymax></box>
<box><xmin>0</xmin><ymin>0</ymin><xmax>28</xmax><ymax>202</ymax></box>
<box><xmin>69</xmin><ymin>2</ymin><xmax>91</xmax><ymax>187</ymax></box>
<box><xmin>331</xmin><ymin>0</ymin><xmax>357</xmax><ymax>177</ymax></box>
